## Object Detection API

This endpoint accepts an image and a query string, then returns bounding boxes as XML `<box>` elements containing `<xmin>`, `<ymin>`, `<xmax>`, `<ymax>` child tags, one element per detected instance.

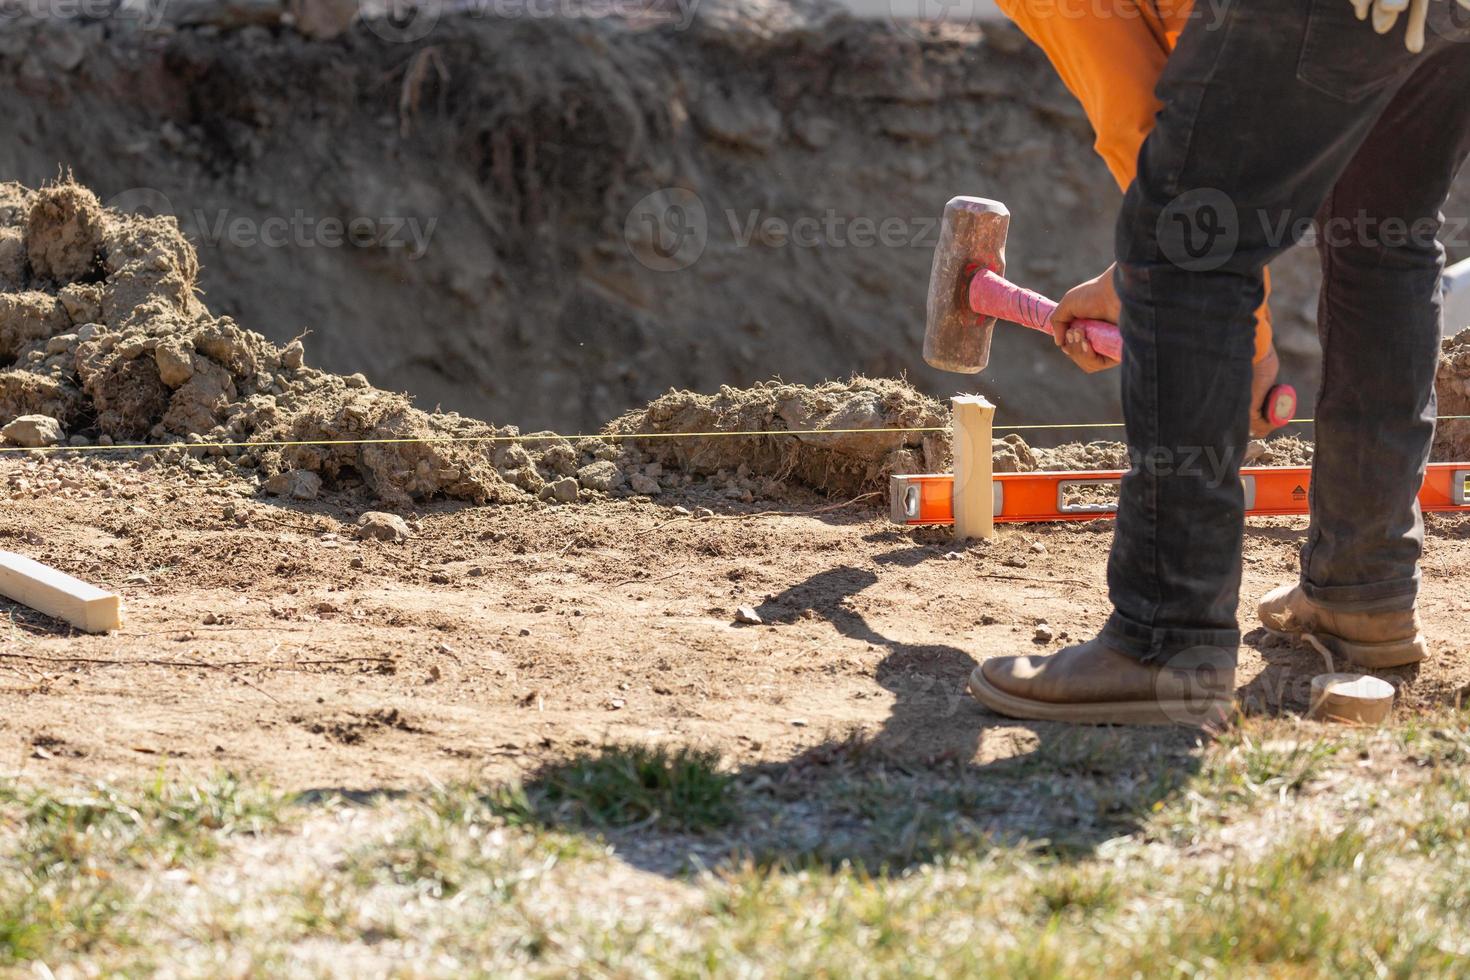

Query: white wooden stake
<box><xmin>951</xmin><ymin>394</ymin><xmax>996</xmax><ymax>542</ymax></box>
<box><xmin>0</xmin><ymin>550</ymin><xmax>122</xmax><ymax>633</ymax></box>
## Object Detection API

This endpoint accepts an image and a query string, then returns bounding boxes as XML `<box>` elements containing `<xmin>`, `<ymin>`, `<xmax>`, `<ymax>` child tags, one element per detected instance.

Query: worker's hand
<box><xmin>1351</xmin><ymin>0</ymin><xmax>1470</xmax><ymax>53</ymax></box>
<box><xmin>1250</xmin><ymin>347</ymin><xmax>1284</xmax><ymax>438</ymax></box>
<box><xmin>1051</xmin><ymin>264</ymin><xmax>1122</xmax><ymax>374</ymax></box>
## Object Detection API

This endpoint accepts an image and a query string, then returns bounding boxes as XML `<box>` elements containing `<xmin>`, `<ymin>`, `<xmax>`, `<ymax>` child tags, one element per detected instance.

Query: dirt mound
<box><xmin>0</xmin><ymin>178</ymin><xmax>521</xmax><ymax>507</ymax></box>
<box><xmin>606</xmin><ymin>378</ymin><xmax>950</xmax><ymax>499</ymax></box>
<box><xmin>1436</xmin><ymin>328</ymin><xmax>1470</xmax><ymax>461</ymax></box>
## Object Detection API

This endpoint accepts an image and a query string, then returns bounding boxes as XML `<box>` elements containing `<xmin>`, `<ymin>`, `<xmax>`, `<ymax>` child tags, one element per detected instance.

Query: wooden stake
<box><xmin>0</xmin><ymin>550</ymin><xmax>122</xmax><ymax>634</ymax></box>
<box><xmin>951</xmin><ymin>395</ymin><xmax>996</xmax><ymax>542</ymax></box>
<box><xmin>1308</xmin><ymin>672</ymin><xmax>1394</xmax><ymax>725</ymax></box>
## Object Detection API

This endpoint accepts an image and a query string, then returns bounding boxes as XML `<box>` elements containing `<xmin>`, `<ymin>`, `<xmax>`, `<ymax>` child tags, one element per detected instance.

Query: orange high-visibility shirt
<box><xmin>997</xmin><ymin>0</ymin><xmax>1273</xmax><ymax>363</ymax></box>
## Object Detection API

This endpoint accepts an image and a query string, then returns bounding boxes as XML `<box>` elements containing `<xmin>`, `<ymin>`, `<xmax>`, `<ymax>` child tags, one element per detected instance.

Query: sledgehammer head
<box><xmin>924</xmin><ymin>197</ymin><xmax>1009</xmax><ymax>374</ymax></box>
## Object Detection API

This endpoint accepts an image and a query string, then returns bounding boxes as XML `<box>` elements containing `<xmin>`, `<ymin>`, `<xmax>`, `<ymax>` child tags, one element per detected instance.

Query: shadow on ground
<box><xmin>510</xmin><ymin>546</ymin><xmax>1208</xmax><ymax>878</ymax></box>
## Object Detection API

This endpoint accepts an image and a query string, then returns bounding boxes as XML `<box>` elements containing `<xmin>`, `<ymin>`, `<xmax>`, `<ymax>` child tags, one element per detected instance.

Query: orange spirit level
<box><xmin>890</xmin><ymin>463</ymin><xmax>1470</xmax><ymax>526</ymax></box>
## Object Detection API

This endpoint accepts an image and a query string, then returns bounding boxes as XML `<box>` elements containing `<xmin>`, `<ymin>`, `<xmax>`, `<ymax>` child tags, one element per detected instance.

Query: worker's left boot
<box><xmin>967</xmin><ymin>640</ymin><xmax>1235</xmax><ymax>727</ymax></box>
<box><xmin>1257</xmin><ymin>583</ymin><xmax>1426</xmax><ymax>669</ymax></box>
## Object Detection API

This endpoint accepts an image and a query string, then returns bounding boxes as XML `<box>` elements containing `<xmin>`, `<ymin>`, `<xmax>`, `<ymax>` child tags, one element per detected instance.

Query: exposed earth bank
<box><xmin>6</xmin><ymin>1</ymin><xmax>1464</xmax><ymax>436</ymax></box>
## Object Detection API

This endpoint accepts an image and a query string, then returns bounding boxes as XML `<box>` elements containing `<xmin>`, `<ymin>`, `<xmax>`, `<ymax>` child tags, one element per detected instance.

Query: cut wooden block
<box><xmin>0</xmin><ymin>550</ymin><xmax>122</xmax><ymax>634</ymax></box>
<box><xmin>951</xmin><ymin>394</ymin><xmax>996</xmax><ymax>542</ymax></box>
<box><xmin>1308</xmin><ymin>672</ymin><xmax>1394</xmax><ymax>725</ymax></box>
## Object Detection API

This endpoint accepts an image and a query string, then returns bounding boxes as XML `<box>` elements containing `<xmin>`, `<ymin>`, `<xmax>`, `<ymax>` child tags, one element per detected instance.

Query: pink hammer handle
<box><xmin>968</xmin><ymin>269</ymin><xmax>1123</xmax><ymax>362</ymax></box>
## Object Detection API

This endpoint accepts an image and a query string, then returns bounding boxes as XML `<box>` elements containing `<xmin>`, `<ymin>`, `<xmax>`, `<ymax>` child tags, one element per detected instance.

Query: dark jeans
<box><xmin>1100</xmin><ymin>0</ymin><xmax>1470</xmax><ymax>664</ymax></box>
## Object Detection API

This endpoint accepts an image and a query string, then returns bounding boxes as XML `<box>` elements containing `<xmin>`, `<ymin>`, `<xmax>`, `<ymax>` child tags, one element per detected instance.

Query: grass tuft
<box><xmin>526</xmin><ymin>743</ymin><xmax>735</xmax><ymax>833</ymax></box>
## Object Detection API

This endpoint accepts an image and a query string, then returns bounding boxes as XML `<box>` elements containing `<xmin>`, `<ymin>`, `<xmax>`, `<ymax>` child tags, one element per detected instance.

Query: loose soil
<box><xmin>3</xmin><ymin>453</ymin><xmax>1468</xmax><ymax>791</ymax></box>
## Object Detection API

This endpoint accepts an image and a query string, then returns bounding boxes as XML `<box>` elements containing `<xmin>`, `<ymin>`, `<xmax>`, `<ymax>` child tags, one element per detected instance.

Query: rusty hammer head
<box><xmin>924</xmin><ymin>197</ymin><xmax>1009</xmax><ymax>374</ymax></box>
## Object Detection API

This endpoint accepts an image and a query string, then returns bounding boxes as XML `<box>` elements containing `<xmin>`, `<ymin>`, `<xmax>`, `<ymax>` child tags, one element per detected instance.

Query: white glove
<box><xmin>1353</xmin><ymin>0</ymin><xmax>1470</xmax><ymax>53</ymax></box>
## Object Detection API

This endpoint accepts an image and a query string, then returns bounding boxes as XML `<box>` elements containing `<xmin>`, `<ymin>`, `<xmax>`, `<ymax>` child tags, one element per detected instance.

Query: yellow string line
<box><xmin>2</xmin><ymin>416</ymin><xmax>1467</xmax><ymax>455</ymax></box>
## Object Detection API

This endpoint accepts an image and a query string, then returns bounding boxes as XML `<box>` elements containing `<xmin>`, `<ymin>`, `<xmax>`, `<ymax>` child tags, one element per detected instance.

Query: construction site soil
<box><xmin>4</xmin><ymin>181</ymin><xmax>1470</xmax><ymax>787</ymax></box>
<box><xmin>5</xmin><ymin>454</ymin><xmax>1470</xmax><ymax>790</ymax></box>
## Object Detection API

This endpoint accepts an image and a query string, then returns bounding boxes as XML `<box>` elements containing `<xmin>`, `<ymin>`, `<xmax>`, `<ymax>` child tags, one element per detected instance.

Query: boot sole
<box><xmin>966</xmin><ymin>667</ymin><xmax>1232</xmax><ymax>728</ymax></box>
<box><xmin>1263</xmin><ymin>627</ymin><xmax>1428</xmax><ymax>670</ymax></box>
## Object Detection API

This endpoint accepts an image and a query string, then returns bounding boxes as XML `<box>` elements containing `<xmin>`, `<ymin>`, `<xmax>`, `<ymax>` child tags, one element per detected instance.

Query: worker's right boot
<box><xmin>1257</xmin><ymin>584</ymin><xmax>1427</xmax><ymax>669</ymax></box>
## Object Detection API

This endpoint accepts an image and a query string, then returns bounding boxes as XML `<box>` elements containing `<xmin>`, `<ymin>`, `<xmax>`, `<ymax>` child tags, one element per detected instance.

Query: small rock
<box><xmin>577</xmin><ymin>460</ymin><xmax>623</xmax><ymax>492</ymax></box>
<box><xmin>628</xmin><ymin>472</ymin><xmax>661</xmax><ymax>495</ymax></box>
<box><xmin>429</xmin><ymin>571</ymin><xmax>451</xmax><ymax>585</ymax></box>
<box><xmin>1</xmin><ymin>415</ymin><xmax>63</xmax><ymax>448</ymax></box>
<box><xmin>344</xmin><ymin>372</ymin><xmax>369</xmax><ymax>388</ymax></box>
<box><xmin>1003</xmin><ymin>556</ymin><xmax>1028</xmax><ymax>569</ymax></box>
<box><xmin>607</xmin><ymin>697</ymin><xmax>626</xmax><ymax>711</ymax></box>
<box><xmin>735</xmin><ymin>605</ymin><xmax>763</xmax><ymax>625</ymax></box>
<box><xmin>672</xmin><ymin>505</ymin><xmax>692</xmax><ymax>516</ymax></box>
<box><xmin>350</xmin><ymin>556</ymin><xmax>365</xmax><ymax>569</ymax></box>
<box><xmin>789</xmin><ymin>718</ymin><xmax>808</xmax><ymax>728</ymax></box>
<box><xmin>281</xmin><ymin>339</ymin><xmax>306</xmax><ymax>369</ymax></box>
<box><xmin>154</xmin><ymin>343</ymin><xmax>195</xmax><ymax>388</ymax></box>
<box><xmin>264</xmin><ymin>469</ymin><xmax>322</xmax><ymax>501</ymax></box>
<box><xmin>944</xmin><ymin>551</ymin><xmax>963</xmax><ymax>561</ymax></box>
<box><xmin>1033</xmin><ymin>623</ymin><xmax>1054</xmax><ymax>643</ymax></box>
<box><xmin>355</xmin><ymin>511</ymin><xmax>412</xmax><ymax>542</ymax></box>
<box><xmin>1030</xmin><ymin>541</ymin><xmax>1047</xmax><ymax>554</ymax></box>
<box><xmin>695</xmin><ymin>507</ymin><xmax>715</xmax><ymax>519</ymax></box>
<box><xmin>549</xmin><ymin>477</ymin><xmax>580</xmax><ymax>504</ymax></box>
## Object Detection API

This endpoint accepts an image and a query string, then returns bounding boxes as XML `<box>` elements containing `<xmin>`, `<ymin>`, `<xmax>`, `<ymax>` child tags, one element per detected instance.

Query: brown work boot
<box><xmin>1257</xmin><ymin>583</ymin><xmax>1427</xmax><ymax>669</ymax></box>
<box><xmin>967</xmin><ymin>640</ymin><xmax>1234</xmax><ymax>727</ymax></box>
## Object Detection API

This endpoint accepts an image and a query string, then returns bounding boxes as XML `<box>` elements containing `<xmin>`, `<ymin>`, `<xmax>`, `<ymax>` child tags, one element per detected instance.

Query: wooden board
<box><xmin>0</xmin><ymin>550</ymin><xmax>122</xmax><ymax>634</ymax></box>
<box><xmin>951</xmin><ymin>394</ymin><xmax>996</xmax><ymax>541</ymax></box>
<box><xmin>1308</xmin><ymin>672</ymin><xmax>1394</xmax><ymax>725</ymax></box>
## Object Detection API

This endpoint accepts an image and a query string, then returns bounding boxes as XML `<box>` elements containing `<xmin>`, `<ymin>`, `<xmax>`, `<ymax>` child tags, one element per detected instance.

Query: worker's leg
<box><xmin>1302</xmin><ymin>50</ymin><xmax>1470</xmax><ymax>610</ymax></box>
<box><xmin>1102</xmin><ymin>0</ymin><xmax>1445</xmax><ymax>664</ymax></box>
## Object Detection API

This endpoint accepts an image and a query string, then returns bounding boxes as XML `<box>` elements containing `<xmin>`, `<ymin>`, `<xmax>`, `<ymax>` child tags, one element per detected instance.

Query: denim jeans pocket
<box><xmin>1297</xmin><ymin>0</ymin><xmax>1417</xmax><ymax>102</ymax></box>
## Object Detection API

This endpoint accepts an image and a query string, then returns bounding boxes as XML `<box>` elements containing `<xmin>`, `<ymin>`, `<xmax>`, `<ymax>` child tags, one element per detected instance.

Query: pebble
<box><xmin>264</xmin><ymin>469</ymin><xmax>322</xmax><ymax>501</ymax></box>
<box><xmin>1033</xmin><ymin>623</ymin><xmax>1054</xmax><ymax>643</ymax></box>
<box><xmin>355</xmin><ymin>511</ymin><xmax>411</xmax><ymax>542</ymax></box>
<box><xmin>549</xmin><ymin>477</ymin><xmax>580</xmax><ymax>504</ymax></box>
<box><xmin>735</xmin><ymin>605</ymin><xmax>763</xmax><ymax>625</ymax></box>
<box><xmin>1</xmin><ymin>415</ymin><xmax>64</xmax><ymax>448</ymax></box>
<box><xmin>1030</xmin><ymin>541</ymin><xmax>1047</xmax><ymax>554</ymax></box>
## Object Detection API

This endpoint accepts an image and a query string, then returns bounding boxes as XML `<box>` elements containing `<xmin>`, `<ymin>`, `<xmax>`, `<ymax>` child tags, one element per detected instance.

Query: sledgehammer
<box><xmin>924</xmin><ymin>196</ymin><xmax>1296</xmax><ymax>429</ymax></box>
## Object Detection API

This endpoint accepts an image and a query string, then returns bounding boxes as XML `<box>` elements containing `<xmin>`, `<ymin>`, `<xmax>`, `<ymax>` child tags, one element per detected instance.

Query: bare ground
<box><xmin>4</xmin><ymin>454</ymin><xmax>1469</xmax><ymax>793</ymax></box>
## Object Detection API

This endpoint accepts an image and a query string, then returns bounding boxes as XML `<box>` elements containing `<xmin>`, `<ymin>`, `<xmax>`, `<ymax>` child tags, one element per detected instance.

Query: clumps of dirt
<box><xmin>0</xmin><ymin>178</ymin><xmax>537</xmax><ymax>506</ymax></box>
<box><xmin>1436</xmin><ymin>328</ymin><xmax>1470</xmax><ymax>461</ymax></box>
<box><xmin>605</xmin><ymin>378</ymin><xmax>951</xmax><ymax>499</ymax></box>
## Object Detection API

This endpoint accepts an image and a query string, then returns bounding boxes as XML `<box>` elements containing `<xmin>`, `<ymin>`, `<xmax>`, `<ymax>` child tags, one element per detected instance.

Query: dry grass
<box><xmin>5</xmin><ymin>714</ymin><xmax>1470</xmax><ymax>976</ymax></box>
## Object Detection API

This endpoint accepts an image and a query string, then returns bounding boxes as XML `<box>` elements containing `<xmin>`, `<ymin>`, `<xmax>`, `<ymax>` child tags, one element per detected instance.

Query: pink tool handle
<box><xmin>968</xmin><ymin>269</ymin><xmax>1123</xmax><ymax>362</ymax></box>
